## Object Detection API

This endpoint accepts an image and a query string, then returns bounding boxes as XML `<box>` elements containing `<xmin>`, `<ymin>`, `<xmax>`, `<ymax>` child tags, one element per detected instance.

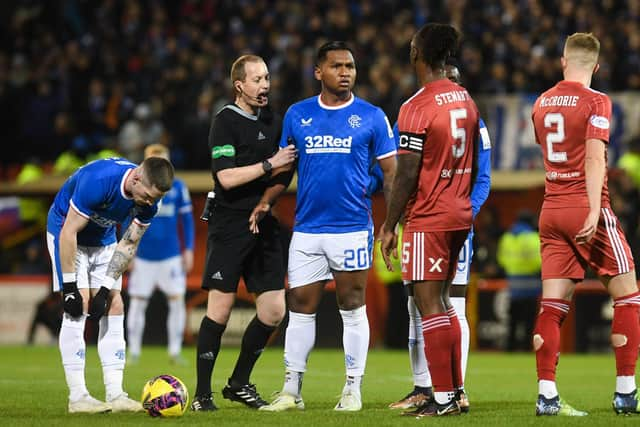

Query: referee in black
<box><xmin>192</xmin><ymin>54</ymin><xmax>297</xmax><ymax>411</ymax></box>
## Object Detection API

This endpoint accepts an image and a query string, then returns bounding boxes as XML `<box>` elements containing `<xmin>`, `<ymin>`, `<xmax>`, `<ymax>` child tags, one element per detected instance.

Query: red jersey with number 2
<box><xmin>531</xmin><ymin>80</ymin><xmax>612</xmax><ymax>209</ymax></box>
<box><xmin>397</xmin><ymin>79</ymin><xmax>479</xmax><ymax>232</ymax></box>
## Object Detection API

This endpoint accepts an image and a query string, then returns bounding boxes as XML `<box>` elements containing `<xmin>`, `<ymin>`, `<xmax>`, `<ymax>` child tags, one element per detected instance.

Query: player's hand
<box><xmin>575</xmin><ymin>210</ymin><xmax>600</xmax><ymax>244</ymax></box>
<box><xmin>88</xmin><ymin>286</ymin><xmax>110</xmax><ymax>320</ymax></box>
<box><xmin>62</xmin><ymin>281</ymin><xmax>83</xmax><ymax>317</ymax></box>
<box><xmin>377</xmin><ymin>222</ymin><xmax>398</xmax><ymax>271</ymax></box>
<box><xmin>249</xmin><ymin>201</ymin><xmax>270</xmax><ymax>234</ymax></box>
<box><xmin>182</xmin><ymin>249</ymin><xmax>194</xmax><ymax>273</ymax></box>
<box><xmin>269</xmin><ymin>145</ymin><xmax>297</xmax><ymax>169</ymax></box>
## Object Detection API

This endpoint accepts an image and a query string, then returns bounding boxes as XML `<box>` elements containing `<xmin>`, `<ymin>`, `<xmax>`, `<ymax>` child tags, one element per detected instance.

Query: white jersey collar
<box><xmin>317</xmin><ymin>93</ymin><xmax>355</xmax><ymax>110</ymax></box>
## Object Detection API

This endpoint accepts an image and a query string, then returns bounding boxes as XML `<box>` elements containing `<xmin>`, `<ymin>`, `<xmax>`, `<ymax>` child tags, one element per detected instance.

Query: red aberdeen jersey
<box><xmin>397</xmin><ymin>79</ymin><xmax>479</xmax><ymax>231</ymax></box>
<box><xmin>532</xmin><ymin>80</ymin><xmax>612</xmax><ymax>209</ymax></box>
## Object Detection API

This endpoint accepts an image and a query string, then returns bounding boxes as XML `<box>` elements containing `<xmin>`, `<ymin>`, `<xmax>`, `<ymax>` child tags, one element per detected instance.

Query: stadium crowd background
<box><xmin>2</xmin><ymin>0</ymin><xmax>640</xmax><ymax>170</ymax></box>
<box><xmin>1</xmin><ymin>1</ymin><xmax>640</xmax><ymax>296</ymax></box>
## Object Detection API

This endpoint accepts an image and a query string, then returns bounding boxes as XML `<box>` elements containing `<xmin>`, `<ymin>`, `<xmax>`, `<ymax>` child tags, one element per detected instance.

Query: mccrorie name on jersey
<box><xmin>304</xmin><ymin>135</ymin><xmax>352</xmax><ymax>153</ymax></box>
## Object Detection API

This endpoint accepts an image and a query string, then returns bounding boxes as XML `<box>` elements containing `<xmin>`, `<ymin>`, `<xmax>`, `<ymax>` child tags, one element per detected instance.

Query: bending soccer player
<box><xmin>531</xmin><ymin>32</ymin><xmax>640</xmax><ymax>416</ymax></box>
<box><xmin>47</xmin><ymin>156</ymin><xmax>174</xmax><ymax>413</ymax></box>
<box><xmin>388</xmin><ymin>63</ymin><xmax>492</xmax><ymax>413</ymax></box>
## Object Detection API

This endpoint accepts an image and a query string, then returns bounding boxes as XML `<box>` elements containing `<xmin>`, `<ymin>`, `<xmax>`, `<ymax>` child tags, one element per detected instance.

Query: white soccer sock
<box><xmin>616</xmin><ymin>376</ymin><xmax>637</xmax><ymax>394</ymax></box>
<box><xmin>283</xmin><ymin>370</ymin><xmax>304</xmax><ymax>398</ymax></box>
<box><xmin>408</xmin><ymin>296</ymin><xmax>431</xmax><ymax>387</ymax></box>
<box><xmin>283</xmin><ymin>311</ymin><xmax>316</xmax><ymax>396</ymax></box>
<box><xmin>167</xmin><ymin>296</ymin><xmax>186</xmax><ymax>357</ymax></box>
<box><xmin>126</xmin><ymin>298</ymin><xmax>148</xmax><ymax>358</ymax></box>
<box><xmin>98</xmin><ymin>314</ymin><xmax>126</xmax><ymax>401</ymax></box>
<box><xmin>59</xmin><ymin>313</ymin><xmax>89</xmax><ymax>401</ymax></box>
<box><xmin>342</xmin><ymin>374</ymin><xmax>363</xmax><ymax>398</ymax></box>
<box><xmin>539</xmin><ymin>380</ymin><xmax>558</xmax><ymax>399</ymax></box>
<box><xmin>451</xmin><ymin>296</ymin><xmax>469</xmax><ymax>384</ymax></box>
<box><xmin>340</xmin><ymin>305</ymin><xmax>369</xmax><ymax>379</ymax></box>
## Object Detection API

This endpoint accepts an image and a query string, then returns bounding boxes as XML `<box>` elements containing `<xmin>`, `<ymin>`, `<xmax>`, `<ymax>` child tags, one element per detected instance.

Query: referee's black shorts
<box><xmin>201</xmin><ymin>207</ymin><xmax>285</xmax><ymax>294</ymax></box>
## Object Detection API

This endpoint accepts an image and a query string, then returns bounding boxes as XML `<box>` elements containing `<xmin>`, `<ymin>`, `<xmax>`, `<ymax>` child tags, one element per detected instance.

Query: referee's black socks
<box><xmin>230</xmin><ymin>316</ymin><xmax>276</xmax><ymax>386</ymax></box>
<box><xmin>195</xmin><ymin>316</ymin><xmax>226</xmax><ymax>397</ymax></box>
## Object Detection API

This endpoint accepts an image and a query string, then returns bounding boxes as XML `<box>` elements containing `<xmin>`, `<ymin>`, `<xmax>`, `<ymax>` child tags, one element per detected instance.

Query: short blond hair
<box><xmin>144</xmin><ymin>143</ymin><xmax>170</xmax><ymax>160</ymax></box>
<box><xmin>564</xmin><ymin>32</ymin><xmax>600</xmax><ymax>69</ymax></box>
<box><xmin>230</xmin><ymin>55</ymin><xmax>265</xmax><ymax>84</ymax></box>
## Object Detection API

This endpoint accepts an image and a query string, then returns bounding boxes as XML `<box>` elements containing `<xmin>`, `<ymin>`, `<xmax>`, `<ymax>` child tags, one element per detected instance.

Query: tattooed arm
<box><xmin>377</xmin><ymin>152</ymin><xmax>421</xmax><ymax>271</ymax></box>
<box><xmin>104</xmin><ymin>221</ymin><xmax>148</xmax><ymax>286</ymax></box>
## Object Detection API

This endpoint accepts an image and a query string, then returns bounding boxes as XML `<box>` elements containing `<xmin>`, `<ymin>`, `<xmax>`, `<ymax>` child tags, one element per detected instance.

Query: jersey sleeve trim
<box><xmin>133</xmin><ymin>217</ymin><xmax>151</xmax><ymax>227</ymax></box>
<box><xmin>376</xmin><ymin>150</ymin><xmax>397</xmax><ymax>160</ymax></box>
<box><xmin>69</xmin><ymin>199</ymin><xmax>91</xmax><ymax>219</ymax></box>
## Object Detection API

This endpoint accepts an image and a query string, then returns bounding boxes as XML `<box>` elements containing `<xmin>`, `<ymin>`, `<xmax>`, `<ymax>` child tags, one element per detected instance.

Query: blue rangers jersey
<box><xmin>280</xmin><ymin>95</ymin><xmax>396</xmax><ymax>233</ymax></box>
<box><xmin>135</xmin><ymin>177</ymin><xmax>194</xmax><ymax>260</ymax></box>
<box><xmin>47</xmin><ymin>158</ymin><xmax>159</xmax><ymax>247</ymax></box>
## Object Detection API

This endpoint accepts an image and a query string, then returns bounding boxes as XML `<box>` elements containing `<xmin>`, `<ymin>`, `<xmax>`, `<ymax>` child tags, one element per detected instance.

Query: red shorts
<box><xmin>540</xmin><ymin>206</ymin><xmax>634</xmax><ymax>280</ymax></box>
<box><xmin>401</xmin><ymin>229</ymin><xmax>470</xmax><ymax>281</ymax></box>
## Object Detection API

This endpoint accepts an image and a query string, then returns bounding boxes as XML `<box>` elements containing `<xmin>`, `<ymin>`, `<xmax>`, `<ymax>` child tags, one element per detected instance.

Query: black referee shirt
<box><xmin>208</xmin><ymin>104</ymin><xmax>282</xmax><ymax>211</ymax></box>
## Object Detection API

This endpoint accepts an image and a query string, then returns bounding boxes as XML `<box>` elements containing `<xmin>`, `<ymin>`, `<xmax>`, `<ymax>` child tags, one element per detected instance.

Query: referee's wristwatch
<box><xmin>262</xmin><ymin>159</ymin><xmax>273</xmax><ymax>175</ymax></box>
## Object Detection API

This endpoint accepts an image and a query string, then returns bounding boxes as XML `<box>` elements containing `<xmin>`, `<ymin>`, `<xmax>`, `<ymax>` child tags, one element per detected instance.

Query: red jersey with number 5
<box><xmin>397</xmin><ymin>79</ymin><xmax>479</xmax><ymax>231</ymax></box>
<box><xmin>532</xmin><ymin>80</ymin><xmax>612</xmax><ymax>209</ymax></box>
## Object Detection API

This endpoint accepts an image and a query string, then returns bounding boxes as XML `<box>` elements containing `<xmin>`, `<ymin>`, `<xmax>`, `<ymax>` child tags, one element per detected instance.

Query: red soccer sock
<box><xmin>533</xmin><ymin>298</ymin><xmax>570</xmax><ymax>382</ymax></box>
<box><xmin>612</xmin><ymin>292</ymin><xmax>640</xmax><ymax>376</ymax></box>
<box><xmin>447</xmin><ymin>307</ymin><xmax>463</xmax><ymax>389</ymax></box>
<box><xmin>422</xmin><ymin>313</ymin><xmax>454</xmax><ymax>392</ymax></box>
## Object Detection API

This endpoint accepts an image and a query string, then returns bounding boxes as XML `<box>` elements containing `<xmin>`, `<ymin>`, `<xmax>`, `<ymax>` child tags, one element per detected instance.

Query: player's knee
<box><xmin>107</xmin><ymin>292</ymin><xmax>124</xmax><ymax>314</ymax></box>
<box><xmin>533</xmin><ymin>334</ymin><xmax>544</xmax><ymax>351</ymax></box>
<box><xmin>611</xmin><ymin>333</ymin><xmax>628</xmax><ymax>348</ymax></box>
<box><xmin>257</xmin><ymin>302</ymin><xmax>285</xmax><ymax>326</ymax></box>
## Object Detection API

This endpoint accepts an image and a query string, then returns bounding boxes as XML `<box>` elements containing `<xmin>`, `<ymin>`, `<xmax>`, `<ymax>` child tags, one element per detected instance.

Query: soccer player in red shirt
<box><xmin>531</xmin><ymin>32</ymin><xmax>640</xmax><ymax>416</ymax></box>
<box><xmin>379</xmin><ymin>23</ymin><xmax>480</xmax><ymax>417</ymax></box>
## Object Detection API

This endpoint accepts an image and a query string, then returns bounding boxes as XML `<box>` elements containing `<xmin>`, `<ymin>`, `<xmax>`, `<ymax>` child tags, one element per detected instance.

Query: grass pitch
<box><xmin>0</xmin><ymin>345</ymin><xmax>635</xmax><ymax>426</ymax></box>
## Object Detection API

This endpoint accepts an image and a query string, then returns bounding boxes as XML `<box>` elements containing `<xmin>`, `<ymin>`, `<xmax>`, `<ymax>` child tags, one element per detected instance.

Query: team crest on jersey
<box><xmin>348</xmin><ymin>114</ymin><xmax>362</xmax><ymax>128</ymax></box>
<box><xmin>300</xmin><ymin>117</ymin><xmax>313</xmax><ymax>127</ymax></box>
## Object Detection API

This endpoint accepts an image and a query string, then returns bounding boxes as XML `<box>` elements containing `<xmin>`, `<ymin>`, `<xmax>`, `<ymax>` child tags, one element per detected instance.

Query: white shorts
<box><xmin>47</xmin><ymin>232</ymin><xmax>122</xmax><ymax>292</ymax></box>
<box><xmin>128</xmin><ymin>255</ymin><xmax>186</xmax><ymax>298</ymax></box>
<box><xmin>287</xmin><ymin>230</ymin><xmax>373</xmax><ymax>288</ymax></box>
<box><xmin>451</xmin><ymin>232</ymin><xmax>473</xmax><ymax>286</ymax></box>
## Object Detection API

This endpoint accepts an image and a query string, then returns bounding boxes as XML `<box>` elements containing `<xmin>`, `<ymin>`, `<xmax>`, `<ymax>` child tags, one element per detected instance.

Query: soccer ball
<box><xmin>141</xmin><ymin>374</ymin><xmax>189</xmax><ymax>417</ymax></box>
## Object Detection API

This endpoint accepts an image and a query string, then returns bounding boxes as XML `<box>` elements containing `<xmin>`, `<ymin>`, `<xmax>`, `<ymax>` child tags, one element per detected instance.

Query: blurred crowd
<box><xmin>2</xmin><ymin>0</ymin><xmax>640</xmax><ymax>171</ymax></box>
<box><xmin>2</xmin><ymin>0</ymin><xmax>640</xmax><ymax>275</ymax></box>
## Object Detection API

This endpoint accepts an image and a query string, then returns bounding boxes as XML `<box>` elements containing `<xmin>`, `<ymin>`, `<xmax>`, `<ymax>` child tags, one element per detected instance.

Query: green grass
<box><xmin>0</xmin><ymin>345</ymin><xmax>636</xmax><ymax>426</ymax></box>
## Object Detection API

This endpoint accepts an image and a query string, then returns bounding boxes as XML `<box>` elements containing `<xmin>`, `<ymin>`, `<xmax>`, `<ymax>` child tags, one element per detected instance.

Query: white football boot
<box><xmin>68</xmin><ymin>394</ymin><xmax>111</xmax><ymax>414</ymax></box>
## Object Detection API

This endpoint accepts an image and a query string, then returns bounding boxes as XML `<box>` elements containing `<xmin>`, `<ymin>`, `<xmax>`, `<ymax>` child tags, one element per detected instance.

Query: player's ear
<box><xmin>593</xmin><ymin>63</ymin><xmax>600</xmax><ymax>75</ymax></box>
<box><xmin>410</xmin><ymin>45</ymin><xmax>418</xmax><ymax>64</ymax></box>
<box><xmin>314</xmin><ymin>66</ymin><xmax>322</xmax><ymax>82</ymax></box>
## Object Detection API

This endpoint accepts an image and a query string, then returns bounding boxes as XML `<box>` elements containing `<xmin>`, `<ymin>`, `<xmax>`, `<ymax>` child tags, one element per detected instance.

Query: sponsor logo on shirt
<box><xmin>589</xmin><ymin>115</ymin><xmax>610</xmax><ymax>130</ymax></box>
<box><xmin>89</xmin><ymin>213</ymin><xmax>118</xmax><ymax>228</ymax></box>
<box><xmin>300</xmin><ymin>117</ymin><xmax>313</xmax><ymax>127</ymax></box>
<box><xmin>211</xmin><ymin>145</ymin><xmax>236</xmax><ymax>159</ymax></box>
<box><xmin>304</xmin><ymin>135</ymin><xmax>352</xmax><ymax>154</ymax></box>
<box><xmin>546</xmin><ymin>170</ymin><xmax>581</xmax><ymax>181</ymax></box>
<box><xmin>441</xmin><ymin>168</ymin><xmax>472</xmax><ymax>179</ymax></box>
